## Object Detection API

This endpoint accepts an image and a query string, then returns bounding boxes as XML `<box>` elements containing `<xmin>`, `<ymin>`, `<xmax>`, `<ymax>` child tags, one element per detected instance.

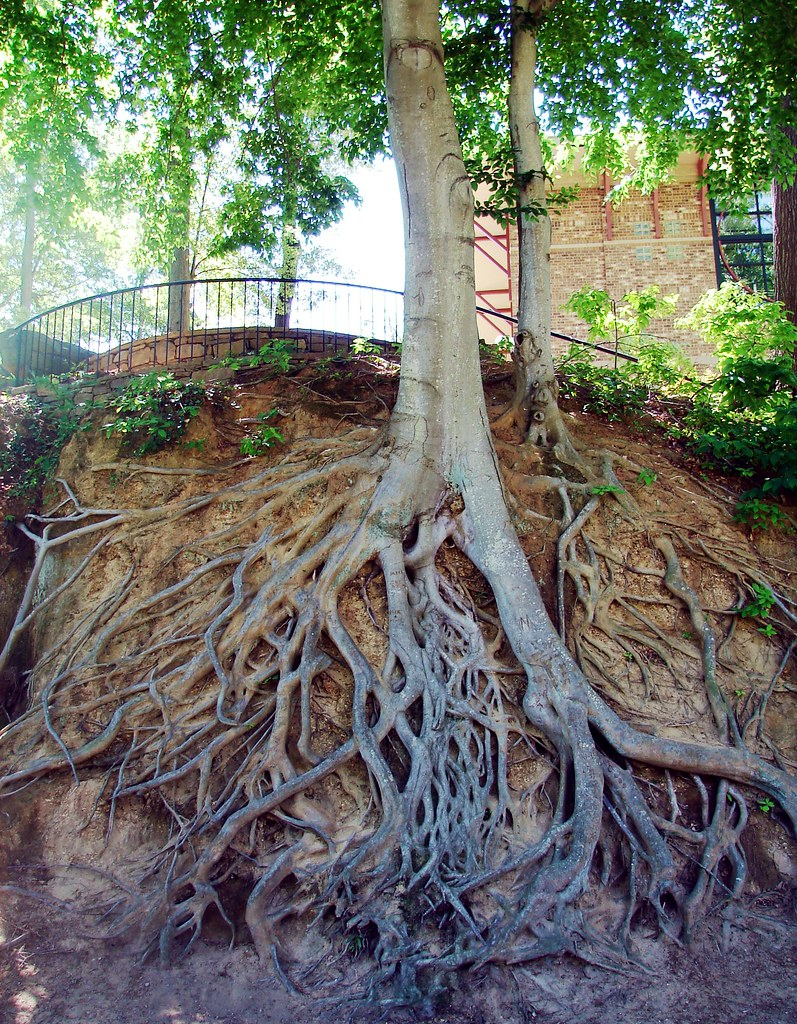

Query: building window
<box><xmin>710</xmin><ymin>192</ymin><xmax>774</xmax><ymax>295</ymax></box>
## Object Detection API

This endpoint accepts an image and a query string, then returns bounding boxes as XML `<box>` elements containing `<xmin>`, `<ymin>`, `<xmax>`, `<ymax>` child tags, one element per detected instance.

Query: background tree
<box><xmin>0</xmin><ymin>140</ymin><xmax>128</xmax><ymax>327</ymax></box>
<box><xmin>440</xmin><ymin>0</ymin><xmax>797</xmax><ymax>436</ymax></box>
<box><xmin>690</xmin><ymin>0</ymin><xmax>797</xmax><ymax>326</ymax></box>
<box><xmin>0</xmin><ymin>0</ymin><xmax>112</xmax><ymax>320</ymax></box>
<box><xmin>209</xmin><ymin>51</ymin><xmax>359</xmax><ymax>326</ymax></box>
<box><xmin>108</xmin><ymin>0</ymin><xmax>361</xmax><ymax>330</ymax></box>
<box><xmin>443</xmin><ymin>0</ymin><xmax>705</xmax><ymax>441</ymax></box>
<box><xmin>109</xmin><ymin>0</ymin><xmax>254</xmax><ymax>329</ymax></box>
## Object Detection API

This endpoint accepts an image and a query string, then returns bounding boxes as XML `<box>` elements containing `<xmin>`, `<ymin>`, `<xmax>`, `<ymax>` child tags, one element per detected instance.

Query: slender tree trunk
<box><xmin>502</xmin><ymin>0</ymin><xmax>565</xmax><ymax>445</ymax></box>
<box><xmin>20</xmin><ymin>165</ymin><xmax>37</xmax><ymax>318</ymax></box>
<box><xmin>773</xmin><ymin>122</ymin><xmax>797</xmax><ymax>330</ymax></box>
<box><xmin>167</xmin><ymin>245</ymin><xmax>192</xmax><ymax>335</ymax></box>
<box><xmin>274</xmin><ymin>221</ymin><xmax>301</xmax><ymax>330</ymax></box>
<box><xmin>383</xmin><ymin>0</ymin><xmax>483</xmax><ymax>461</ymax></box>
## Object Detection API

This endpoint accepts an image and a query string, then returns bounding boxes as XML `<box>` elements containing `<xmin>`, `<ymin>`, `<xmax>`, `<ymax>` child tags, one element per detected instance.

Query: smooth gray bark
<box><xmin>167</xmin><ymin>246</ymin><xmax>192</xmax><ymax>335</ymax></box>
<box><xmin>506</xmin><ymin>0</ymin><xmax>565</xmax><ymax>445</ymax></box>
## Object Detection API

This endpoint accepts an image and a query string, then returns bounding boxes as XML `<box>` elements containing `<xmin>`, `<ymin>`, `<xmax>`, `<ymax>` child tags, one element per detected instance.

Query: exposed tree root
<box><xmin>1</xmin><ymin>399</ymin><xmax>795</xmax><ymax>1010</ymax></box>
<box><xmin>4</xmin><ymin>0</ymin><xmax>793</xmax><ymax>1006</ymax></box>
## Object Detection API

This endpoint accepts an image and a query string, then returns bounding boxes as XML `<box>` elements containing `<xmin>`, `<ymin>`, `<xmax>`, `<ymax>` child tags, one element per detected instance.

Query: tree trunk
<box><xmin>167</xmin><ymin>246</ymin><xmax>192</xmax><ymax>335</ymax></box>
<box><xmin>20</xmin><ymin>165</ymin><xmax>36</xmax><ymax>318</ymax></box>
<box><xmin>773</xmin><ymin>123</ymin><xmax>797</xmax><ymax>330</ymax></box>
<box><xmin>274</xmin><ymin>221</ymin><xmax>301</xmax><ymax>331</ymax></box>
<box><xmin>383</xmin><ymin>0</ymin><xmax>486</xmax><ymax>465</ymax></box>
<box><xmin>498</xmin><ymin>0</ymin><xmax>566</xmax><ymax>445</ymax></box>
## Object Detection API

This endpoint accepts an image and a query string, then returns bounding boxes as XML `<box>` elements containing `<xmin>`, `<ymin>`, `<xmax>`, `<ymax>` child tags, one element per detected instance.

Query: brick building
<box><xmin>474</xmin><ymin>150</ymin><xmax>719</xmax><ymax>365</ymax></box>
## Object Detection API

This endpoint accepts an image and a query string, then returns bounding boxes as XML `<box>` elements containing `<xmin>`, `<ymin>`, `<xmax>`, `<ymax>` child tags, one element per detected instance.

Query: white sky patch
<box><xmin>317</xmin><ymin>157</ymin><xmax>405</xmax><ymax>292</ymax></box>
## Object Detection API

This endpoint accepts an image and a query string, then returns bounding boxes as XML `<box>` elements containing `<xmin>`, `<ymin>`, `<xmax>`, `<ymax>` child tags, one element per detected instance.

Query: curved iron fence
<box><xmin>0</xmin><ymin>277</ymin><xmax>405</xmax><ymax>385</ymax></box>
<box><xmin>0</xmin><ymin>276</ymin><xmax>636</xmax><ymax>386</ymax></box>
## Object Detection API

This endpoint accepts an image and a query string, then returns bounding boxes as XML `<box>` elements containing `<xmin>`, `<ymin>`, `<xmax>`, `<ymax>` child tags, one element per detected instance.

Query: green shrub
<box><xmin>104</xmin><ymin>372</ymin><xmax>216</xmax><ymax>455</ymax></box>
<box><xmin>214</xmin><ymin>337</ymin><xmax>293</xmax><ymax>372</ymax></box>
<box><xmin>0</xmin><ymin>383</ymin><xmax>81</xmax><ymax>503</ymax></box>
<box><xmin>560</xmin><ymin>281</ymin><xmax>797</xmax><ymax>501</ymax></box>
<box><xmin>556</xmin><ymin>343</ymin><xmax>648</xmax><ymax>420</ymax></box>
<box><xmin>677</xmin><ymin>282</ymin><xmax>797</xmax><ymax>367</ymax></box>
<box><xmin>733</xmin><ymin>497</ymin><xmax>791</xmax><ymax>532</ymax></box>
<box><xmin>677</xmin><ymin>284</ymin><xmax>797</xmax><ymax>496</ymax></box>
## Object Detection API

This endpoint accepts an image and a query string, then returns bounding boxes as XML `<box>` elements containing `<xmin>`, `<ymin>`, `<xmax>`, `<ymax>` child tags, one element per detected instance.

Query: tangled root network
<box><xmin>1</xmin><ymin>393</ymin><xmax>796</xmax><ymax>1010</ymax></box>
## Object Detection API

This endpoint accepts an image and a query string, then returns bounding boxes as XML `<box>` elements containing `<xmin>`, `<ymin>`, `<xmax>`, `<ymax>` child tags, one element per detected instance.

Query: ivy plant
<box><xmin>0</xmin><ymin>383</ymin><xmax>82</xmax><ymax>505</ymax></box>
<box><xmin>104</xmin><ymin>372</ymin><xmax>218</xmax><ymax>455</ymax></box>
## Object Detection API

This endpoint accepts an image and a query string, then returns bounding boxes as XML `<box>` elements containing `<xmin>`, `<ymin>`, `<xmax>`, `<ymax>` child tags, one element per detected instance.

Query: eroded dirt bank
<box><xmin>2</xmin><ymin>360</ymin><xmax>796</xmax><ymax>1023</ymax></box>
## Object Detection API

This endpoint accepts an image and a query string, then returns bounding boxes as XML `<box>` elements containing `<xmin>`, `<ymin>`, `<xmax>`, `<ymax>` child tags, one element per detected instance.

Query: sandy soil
<box><xmin>2</xmin><ymin>893</ymin><xmax>796</xmax><ymax>1024</ymax></box>
<box><xmin>1</xmin><ymin>876</ymin><xmax>794</xmax><ymax>1019</ymax></box>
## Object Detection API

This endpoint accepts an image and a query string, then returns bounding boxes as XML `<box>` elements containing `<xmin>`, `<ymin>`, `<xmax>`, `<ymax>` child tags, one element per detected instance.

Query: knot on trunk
<box><xmin>392</xmin><ymin>39</ymin><xmax>440</xmax><ymax>70</ymax></box>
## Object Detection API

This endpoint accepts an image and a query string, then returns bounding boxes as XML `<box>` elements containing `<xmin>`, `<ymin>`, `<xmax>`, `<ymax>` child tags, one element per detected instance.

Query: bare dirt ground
<box><xmin>2</xmin><ymin>361</ymin><xmax>797</xmax><ymax>1024</ymax></box>
<box><xmin>2</xmin><ymin>891</ymin><xmax>796</xmax><ymax>1024</ymax></box>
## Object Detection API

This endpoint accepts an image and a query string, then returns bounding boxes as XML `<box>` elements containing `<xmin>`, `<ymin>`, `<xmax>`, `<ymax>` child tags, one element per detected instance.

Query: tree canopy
<box><xmin>0</xmin><ymin>0</ymin><xmax>370</xmax><ymax>319</ymax></box>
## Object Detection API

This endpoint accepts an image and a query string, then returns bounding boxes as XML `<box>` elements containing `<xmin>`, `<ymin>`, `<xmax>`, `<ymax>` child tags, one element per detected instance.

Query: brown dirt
<box><xmin>3</xmin><ymin>887</ymin><xmax>796</xmax><ymax>1024</ymax></box>
<box><xmin>2</xmin><ymin>359</ymin><xmax>796</xmax><ymax>1024</ymax></box>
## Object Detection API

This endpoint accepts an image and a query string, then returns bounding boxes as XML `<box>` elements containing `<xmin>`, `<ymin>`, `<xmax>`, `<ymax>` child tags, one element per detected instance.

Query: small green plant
<box><xmin>240</xmin><ymin>427</ymin><xmax>283</xmax><ymax>456</ymax></box>
<box><xmin>565</xmin><ymin>284</ymin><xmax>679</xmax><ymax>352</ymax></box>
<box><xmin>637</xmin><ymin>467</ymin><xmax>657</xmax><ymax>486</ymax></box>
<box><xmin>240</xmin><ymin>412</ymin><xmax>284</xmax><ymax>457</ymax></box>
<box><xmin>350</xmin><ymin>337</ymin><xmax>382</xmax><ymax>357</ymax></box>
<box><xmin>739</xmin><ymin>581</ymin><xmax>776</xmax><ymax>621</ymax></box>
<box><xmin>758</xmin><ymin>623</ymin><xmax>778</xmax><ymax>637</ymax></box>
<box><xmin>214</xmin><ymin>337</ymin><xmax>293</xmax><ymax>373</ymax></box>
<box><xmin>733</xmin><ymin>497</ymin><xmax>790</xmax><ymax>532</ymax></box>
<box><xmin>629</xmin><ymin>337</ymin><xmax>693</xmax><ymax>392</ymax></box>
<box><xmin>346</xmin><ymin>933</ymin><xmax>367</xmax><ymax>957</ymax></box>
<box><xmin>590</xmin><ymin>484</ymin><xmax>624</xmax><ymax>496</ymax></box>
<box><xmin>182</xmin><ymin>438</ymin><xmax>207</xmax><ymax>452</ymax></box>
<box><xmin>104</xmin><ymin>372</ymin><xmax>214</xmax><ymax>455</ymax></box>
<box><xmin>479</xmin><ymin>335</ymin><xmax>513</xmax><ymax>364</ymax></box>
<box><xmin>758</xmin><ymin>796</ymin><xmax>775</xmax><ymax>814</ymax></box>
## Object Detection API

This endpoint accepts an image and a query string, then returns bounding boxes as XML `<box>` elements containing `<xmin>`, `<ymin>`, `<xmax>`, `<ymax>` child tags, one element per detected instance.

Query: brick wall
<box><xmin>476</xmin><ymin>153</ymin><xmax>720</xmax><ymax>367</ymax></box>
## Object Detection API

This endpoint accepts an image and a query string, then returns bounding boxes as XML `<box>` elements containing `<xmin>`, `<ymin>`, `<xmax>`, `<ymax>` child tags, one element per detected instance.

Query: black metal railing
<box><xmin>478</xmin><ymin>307</ymin><xmax>638</xmax><ymax>365</ymax></box>
<box><xmin>0</xmin><ymin>277</ymin><xmax>405</xmax><ymax>385</ymax></box>
<box><xmin>0</xmin><ymin>276</ymin><xmax>636</xmax><ymax>386</ymax></box>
